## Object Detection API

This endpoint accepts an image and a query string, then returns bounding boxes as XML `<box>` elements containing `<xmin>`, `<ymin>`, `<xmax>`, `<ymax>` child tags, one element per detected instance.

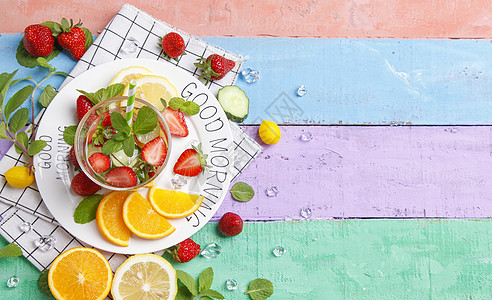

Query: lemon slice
<box><xmin>110</xmin><ymin>66</ymin><xmax>154</xmax><ymax>88</ymax></box>
<box><xmin>123</xmin><ymin>75</ymin><xmax>177</xmax><ymax>111</ymax></box>
<box><xmin>111</xmin><ymin>254</ymin><xmax>177</xmax><ymax>300</ymax></box>
<box><xmin>148</xmin><ymin>187</ymin><xmax>204</xmax><ymax>218</ymax></box>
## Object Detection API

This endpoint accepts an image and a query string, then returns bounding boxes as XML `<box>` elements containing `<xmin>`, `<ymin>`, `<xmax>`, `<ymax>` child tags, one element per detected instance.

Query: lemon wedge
<box><xmin>109</xmin><ymin>66</ymin><xmax>154</xmax><ymax>88</ymax></box>
<box><xmin>123</xmin><ymin>75</ymin><xmax>177</xmax><ymax>111</ymax></box>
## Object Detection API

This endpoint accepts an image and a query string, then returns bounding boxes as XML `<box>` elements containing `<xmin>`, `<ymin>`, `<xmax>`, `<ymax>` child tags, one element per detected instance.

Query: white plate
<box><xmin>34</xmin><ymin>58</ymin><xmax>234</xmax><ymax>254</ymax></box>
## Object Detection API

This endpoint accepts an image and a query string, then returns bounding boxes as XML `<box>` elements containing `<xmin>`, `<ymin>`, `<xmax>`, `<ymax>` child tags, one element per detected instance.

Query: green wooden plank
<box><xmin>2</xmin><ymin>219</ymin><xmax>491</xmax><ymax>299</ymax></box>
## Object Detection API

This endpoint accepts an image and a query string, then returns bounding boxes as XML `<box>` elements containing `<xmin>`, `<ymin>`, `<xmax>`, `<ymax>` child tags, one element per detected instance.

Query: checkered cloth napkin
<box><xmin>0</xmin><ymin>3</ymin><xmax>261</xmax><ymax>272</ymax></box>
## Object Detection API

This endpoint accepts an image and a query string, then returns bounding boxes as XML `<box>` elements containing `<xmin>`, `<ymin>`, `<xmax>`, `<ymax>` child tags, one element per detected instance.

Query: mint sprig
<box><xmin>168</xmin><ymin>97</ymin><xmax>200</xmax><ymax>116</ymax></box>
<box><xmin>0</xmin><ymin>243</ymin><xmax>22</xmax><ymax>258</ymax></box>
<box><xmin>176</xmin><ymin>267</ymin><xmax>224</xmax><ymax>300</ymax></box>
<box><xmin>76</xmin><ymin>83</ymin><xmax>125</xmax><ymax>105</ymax></box>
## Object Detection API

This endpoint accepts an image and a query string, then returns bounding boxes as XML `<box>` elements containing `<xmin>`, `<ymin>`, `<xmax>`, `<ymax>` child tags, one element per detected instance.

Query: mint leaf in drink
<box><xmin>63</xmin><ymin>125</ymin><xmax>77</xmax><ymax>146</ymax></box>
<box><xmin>77</xmin><ymin>83</ymin><xmax>124</xmax><ymax>105</ymax></box>
<box><xmin>0</xmin><ymin>243</ymin><xmax>22</xmax><ymax>258</ymax></box>
<box><xmin>111</xmin><ymin>111</ymin><xmax>130</xmax><ymax>131</ymax></box>
<box><xmin>74</xmin><ymin>194</ymin><xmax>104</xmax><ymax>224</ymax></box>
<box><xmin>133</xmin><ymin>106</ymin><xmax>157</xmax><ymax>135</ymax></box>
<box><xmin>123</xmin><ymin>135</ymin><xmax>135</xmax><ymax>157</ymax></box>
<box><xmin>16</xmin><ymin>40</ymin><xmax>60</xmax><ymax>68</ymax></box>
<box><xmin>105</xmin><ymin>83</ymin><xmax>124</xmax><ymax>99</ymax></box>
<box><xmin>102</xmin><ymin>139</ymin><xmax>123</xmax><ymax>156</ymax></box>
<box><xmin>28</xmin><ymin>139</ymin><xmax>47</xmax><ymax>156</ymax></box>
<box><xmin>38</xmin><ymin>269</ymin><xmax>54</xmax><ymax>297</ymax></box>
<box><xmin>230</xmin><ymin>182</ymin><xmax>255</xmax><ymax>202</ymax></box>
<box><xmin>245</xmin><ymin>278</ymin><xmax>274</xmax><ymax>300</ymax></box>
<box><xmin>198</xmin><ymin>267</ymin><xmax>213</xmax><ymax>292</ymax></box>
<box><xmin>169</xmin><ymin>97</ymin><xmax>185</xmax><ymax>110</ymax></box>
<box><xmin>39</xmin><ymin>85</ymin><xmax>57</xmax><ymax>107</ymax></box>
<box><xmin>176</xmin><ymin>270</ymin><xmax>198</xmax><ymax>296</ymax></box>
<box><xmin>8</xmin><ymin>107</ymin><xmax>29</xmax><ymax>133</ymax></box>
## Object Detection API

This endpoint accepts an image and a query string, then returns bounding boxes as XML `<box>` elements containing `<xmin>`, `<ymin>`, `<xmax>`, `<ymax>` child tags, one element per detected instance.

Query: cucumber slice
<box><xmin>217</xmin><ymin>85</ymin><xmax>249</xmax><ymax>122</ymax></box>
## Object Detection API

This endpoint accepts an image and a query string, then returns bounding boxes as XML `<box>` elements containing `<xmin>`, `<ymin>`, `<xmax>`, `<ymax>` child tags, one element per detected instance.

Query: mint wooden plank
<box><xmin>206</xmin><ymin>37</ymin><xmax>492</xmax><ymax>125</ymax></box>
<box><xmin>213</xmin><ymin>125</ymin><xmax>492</xmax><ymax>219</ymax></box>
<box><xmin>2</xmin><ymin>219</ymin><xmax>492</xmax><ymax>299</ymax></box>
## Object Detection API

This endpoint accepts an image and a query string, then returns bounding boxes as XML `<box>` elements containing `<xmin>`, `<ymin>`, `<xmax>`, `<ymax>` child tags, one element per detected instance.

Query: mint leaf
<box><xmin>8</xmin><ymin>107</ymin><xmax>29</xmax><ymax>133</ymax></box>
<box><xmin>181</xmin><ymin>101</ymin><xmax>199</xmax><ymax>116</ymax></box>
<box><xmin>40</xmin><ymin>21</ymin><xmax>57</xmax><ymax>32</ymax></box>
<box><xmin>111</xmin><ymin>112</ymin><xmax>129</xmax><ymax>131</ymax></box>
<box><xmin>176</xmin><ymin>270</ymin><xmax>198</xmax><ymax>296</ymax></box>
<box><xmin>0</xmin><ymin>122</ymin><xmax>9</xmax><ymax>140</ymax></box>
<box><xmin>199</xmin><ymin>289</ymin><xmax>224</xmax><ymax>299</ymax></box>
<box><xmin>4</xmin><ymin>85</ymin><xmax>33</xmax><ymax>121</ymax></box>
<box><xmin>28</xmin><ymin>139</ymin><xmax>47</xmax><ymax>156</ymax></box>
<box><xmin>63</xmin><ymin>125</ymin><xmax>77</xmax><ymax>146</ymax></box>
<box><xmin>38</xmin><ymin>269</ymin><xmax>54</xmax><ymax>297</ymax></box>
<box><xmin>198</xmin><ymin>267</ymin><xmax>213</xmax><ymax>292</ymax></box>
<box><xmin>133</xmin><ymin>106</ymin><xmax>157</xmax><ymax>135</ymax></box>
<box><xmin>230</xmin><ymin>182</ymin><xmax>255</xmax><ymax>202</ymax></box>
<box><xmin>39</xmin><ymin>85</ymin><xmax>57</xmax><ymax>107</ymax></box>
<box><xmin>0</xmin><ymin>243</ymin><xmax>22</xmax><ymax>258</ymax></box>
<box><xmin>102</xmin><ymin>139</ymin><xmax>123</xmax><ymax>156</ymax></box>
<box><xmin>175</xmin><ymin>286</ymin><xmax>194</xmax><ymax>300</ymax></box>
<box><xmin>77</xmin><ymin>83</ymin><xmax>124</xmax><ymax>106</ymax></box>
<box><xmin>15</xmin><ymin>131</ymin><xmax>28</xmax><ymax>154</ymax></box>
<box><xmin>245</xmin><ymin>278</ymin><xmax>274</xmax><ymax>300</ymax></box>
<box><xmin>0</xmin><ymin>70</ymin><xmax>18</xmax><ymax>110</ymax></box>
<box><xmin>37</xmin><ymin>57</ymin><xmax>55</xmax><ymax>73</ymax></box>
<box><xmin>160</xmin><ymin>98</ymin><xmax>168</xmax><ymax>109</ymax></box>
<box><xmin>169</xmin><ymin>97</ymin><xmax>185</xmax><ymax>110</ymax></box>
<box><xmin>74</xmin><ymin>194</ymin><xmax>104</xmax><ymax>224</ymax></box>
<box><xmin>105</xmin><ymin>83</ymin><xmax>125</xmax><ymax>99</ymax></box>
<box><xmin>16</xmin><ymin>40</ymin><xmax>60</xmax><ymax>68</ymax></box>
<box><xmin>123</xmin><ymin>135</ymin><xmax>135</xmax><ymax>157</ymax></box>
<box><xmin>81</xmin><ymin>27</ymin><xmax>93</xmax><ymax>51</ymax></box>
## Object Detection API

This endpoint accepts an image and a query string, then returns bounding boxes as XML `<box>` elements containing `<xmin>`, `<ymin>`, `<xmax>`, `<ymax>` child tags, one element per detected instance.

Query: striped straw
<box><xmin>125</xmin><ymin>79</ymin><xmax>137</xmax><ymax>125</ymax></box>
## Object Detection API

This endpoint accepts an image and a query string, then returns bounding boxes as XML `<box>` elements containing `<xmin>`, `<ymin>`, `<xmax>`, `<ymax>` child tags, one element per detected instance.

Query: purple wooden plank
<box><xmin>214</xmin><ymin>125</ymin><xmax>492</xmax><ymax>220</ymax></box>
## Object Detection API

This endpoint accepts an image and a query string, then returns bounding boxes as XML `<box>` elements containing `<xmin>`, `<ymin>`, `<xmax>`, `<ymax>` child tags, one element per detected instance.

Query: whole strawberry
<box><xmin>76</xmin><ymin>94</ymin><xmax>93</xmax><ymax>121</ymax></box>
<box><xmin>169</xmin><ymin>238</ymin><xmax>201</xmax><ymax>263</ymax></box>
<box><xmin>54</xmin><ymin>18</ymin><xmax>86</xmax><ymax>60</ymax></box>
<box><xmin>218</xmin><ymin>212</ymin><xmax>243</xmax><ymax>237</ymax></box>
<box><xmin>194</xmin><ymin>54</ymin><xmax>235</xmax><ymax>84</ymax></box>
<box><xmin>160</xmin><ymin>32</ymin><xmax>186</xmax><ymax>60</ymax></box>
<box><xmin>23</xmin><ymin>24</ymin><xmax>55</xmax><ymax>57</ymax></box>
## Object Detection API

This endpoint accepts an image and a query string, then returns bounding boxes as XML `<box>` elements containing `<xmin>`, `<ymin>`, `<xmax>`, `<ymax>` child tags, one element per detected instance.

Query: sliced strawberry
<box><xmin>142</xmin><ymin>137</ymin><xmax>168</xmax><ymax>167</ymax></box>
<box><xmin>88</xmin><ymin>153</ymin><xmax>111</xmax><ymax>173</ymax></box>
<box><xmin>105</xmin><ymin>167</ymin><xmax>138</xmax><ymax>188</ymax></box>
<box><xmin>69</xmin><ymin>146</ymin><xmax>80</xmax><ymax>169</ymax></box>
<box><xmin>76</xmin><ymin>95</ymin><xmax>93</xmax><ymax>122</ymax></box>
<box><xmin>102</xmin><ymin>114</ymin><xmax>112</xmax><ymax>128</ymax></box>
<box><xmin>71</xmin><ymin>172</ymin><xmax>100</xmax><ymax>196</ymax></box>
<box><xmin>163</xmin><ymin>107</ymin><xmax>188</xmax><ymax>137</ymax></box>
<box><xmin>173</xmin><ymin>144</ymin><xmax>209</xmax><ymax>177</ymax></box>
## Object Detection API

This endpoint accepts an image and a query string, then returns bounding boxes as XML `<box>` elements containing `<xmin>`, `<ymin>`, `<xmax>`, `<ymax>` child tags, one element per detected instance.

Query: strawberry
<box><xmin>88</xmin><ymin>153</ymin><xmax>111</xmax><ymax>173</ymax></box>
<box><xmin>105</xmin><ymin>167</ymin><xmax>138</xmax><ymax>188</ymax></box>
<box><xmin>76</xmin><ymin>95</ymin><xmax>93</xmax><ymax>122</ymax></box>
<box><xmin>169</xmin><ymin>238</ymin><xmax>201</xmax><ymax>263</ymax></box>
<box><xmin>218</xmin><ymin>212</ymin><xmax>243</xmax><ymax>237</ymax></box>
<box><xmin>71</xmin><ymin>172</ymin><xmax>100</xmax><ymax>196</ymax></box>
<box><xmin>69</xmin><ymin>147</ymin><xmax>80</xmax><ymax>169</ymax></box>
<box><xmin>194</xmin><ymin>54</ymin><xmax>235</xmax><ymax>84</ymax></box>
<box><xmin>23</xmin><ymin>24</ymin><xmax>55</xmax><ymax>57</ymax></box>
<box><xmin>54</xmin><ymin>18</ymin><xmax>86</xmax><ymax>60</ymax></box>
<box><xmin>173</xmin><ymin>144</ymin><xmax>209</xmax><ymax>177</ymax></box>
<box><xmin>162</xmin><ymin>107</ymin><xmax>189</xmax><ymax>137</ymax></box>
<box><xmin>102</xmin><ymin>114</ymin><xmax>112</xmax><ymax>128</ymax></box>
<box><xmin>160</xmin><ymin>32</ymin><xmax>186</xmax><ymax>60</ymax></box>
<box><xmin>142</xmin><ymin>137</ymin><xmax>168</xmax><ymax>167</ymax></box>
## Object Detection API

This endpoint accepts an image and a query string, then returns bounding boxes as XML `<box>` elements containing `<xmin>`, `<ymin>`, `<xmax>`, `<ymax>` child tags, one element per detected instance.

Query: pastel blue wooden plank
<box><xmin>205</xmin><ymin>37</ymin><xmax>492</xmax><ymax>125</ymax></box>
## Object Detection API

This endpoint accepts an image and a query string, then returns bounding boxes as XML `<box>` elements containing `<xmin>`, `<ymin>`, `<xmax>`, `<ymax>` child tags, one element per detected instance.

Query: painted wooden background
<box><xmin>1</xmin><ymin>1</ymin><xmax>492</xmax><ymax>299</ymax></box>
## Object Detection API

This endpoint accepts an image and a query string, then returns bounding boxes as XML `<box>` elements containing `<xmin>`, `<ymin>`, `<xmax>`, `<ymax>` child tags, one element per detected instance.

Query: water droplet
<box><xmin>300</xmin><ymin>207</ymin><xmax>312</xmax><ymax>219</ymax></box>
<box><xmin>19</xmin><ymin>221</ymin><xmax>32</xmax><ymax>233</ymax></box>
<box><xmin>226</xmin><ymin>279</ymin><xmax>238</xmax><ymax>290</ymax></box>
<box><xmin>241</xmin><ymin>68</ymin><xmax>260</xmax><ymax>83</ymax></box>
<box><xmin>300</xmin><ymin>131</ymin><xmax>313</xmax><ymax>142</ymax></box>
<box><xmin>171</xmin><ymin>174</ymin><xmax>188</xmax><ymax>189</ymax></box>
<box><xmin>273</xmin><ymin>246</ymin><xmax>286</xmax><ymax>257</ymax></box>
<box><xmin>200</xmin><ymin>243</ymin><xmax>222</xmax><ymax>259</ymax></box>
<box><xmin>33</xmin><ymin>235</ymin><xmax>56</xmax><ymax>252</ymax></box>
<box><xmin>6</xmin><ymin>276</ymin><xmax>19</xmax><ymax>288</ymax></box>
<box><xmin>121</xmin><ymin>37</ymin><xmax>139</xmax><ymax>54</ymax></box>
<box><xmin>266</xmin><ymin>186</ymin><xmax>278</xmax><ymax>197</ymax></box>
<box><xmin>297</xmin><ymin>85</ymin><xmax>307</xmax><ymax>97</ymax></box>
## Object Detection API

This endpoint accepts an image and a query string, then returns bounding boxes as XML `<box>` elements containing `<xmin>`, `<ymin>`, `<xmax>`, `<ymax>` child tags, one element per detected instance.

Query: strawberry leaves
<box><xmin>176</xmin><ymin>268</ymin><xmax>224</xmax><ymax>300</ymax></box>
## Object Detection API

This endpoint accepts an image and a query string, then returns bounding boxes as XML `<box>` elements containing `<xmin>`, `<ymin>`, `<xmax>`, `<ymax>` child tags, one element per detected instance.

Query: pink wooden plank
<box><xmin>2</xmin><ymin>1</ymin><xmax>492</xmax><ymax>38</ymax></box>
<box><xmin>214</xmin><ymin>125</ymin><xmax>492</xmax><ymax>220</ymax></box>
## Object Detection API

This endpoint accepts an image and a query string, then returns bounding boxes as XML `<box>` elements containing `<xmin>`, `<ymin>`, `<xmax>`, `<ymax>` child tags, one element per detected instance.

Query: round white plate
<box><xmin>34</xmin><ymin>58</ymin><xmax>234</xmax><ymax>254</ymax></box>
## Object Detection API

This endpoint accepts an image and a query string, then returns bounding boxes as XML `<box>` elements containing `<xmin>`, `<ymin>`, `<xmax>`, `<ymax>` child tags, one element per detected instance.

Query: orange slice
<box><xmin>48</xmin><ymin>247</ymin><xmax>112</xmax><ymax>300</ymax></box>
<box><xmin>148</xmin><ymin>187</ymin><xmax>204</xmax><ymax>218</ymax></box>
<box><xmin>96</xmin><ymin>191</ymin><xmax>132</xmax><ymax>247</ymax></box>
<box><xmin>123</xmin><ymin>192</ymin><xmax>175</xmax><ymax>239</ymax></box>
